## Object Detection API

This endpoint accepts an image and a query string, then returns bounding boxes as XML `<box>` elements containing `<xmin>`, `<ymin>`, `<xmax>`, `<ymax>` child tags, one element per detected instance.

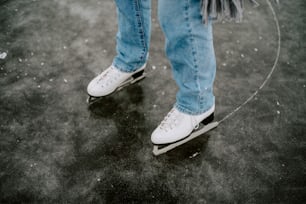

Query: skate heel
<box><xmin>117</xmin><ymin>69</ymin><xmax>146</xmax><ymax>91</ymax></box>
<box><xmin>132</xmin><ymin>70</ymin><xmax>145</xmax><ymax>79</ymax></box>
<box><xmin>201</xmin><ymin>113</ymin><xmax>214</xmax><ymax>125</ymax></box>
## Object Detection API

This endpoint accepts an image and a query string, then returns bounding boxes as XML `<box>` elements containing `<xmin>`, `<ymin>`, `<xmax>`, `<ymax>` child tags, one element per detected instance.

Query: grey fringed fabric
<box><xmin>200</xmin><ymin>0</ymin><xmax>244</xmax><ymax>23</ymax></box>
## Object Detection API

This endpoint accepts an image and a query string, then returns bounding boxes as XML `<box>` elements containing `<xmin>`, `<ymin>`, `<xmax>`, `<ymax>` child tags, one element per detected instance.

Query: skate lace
<box><xmin>98</xmin><ymin>67</ymin><xmax>121</xmax><ymax>87</ymax></box>
<box><xmin>160</xmin><ymin>108</ymin><xmax>180</xmax><ymax>131</ymax></box>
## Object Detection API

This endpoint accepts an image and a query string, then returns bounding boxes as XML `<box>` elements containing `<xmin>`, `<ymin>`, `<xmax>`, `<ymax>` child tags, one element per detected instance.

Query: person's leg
<box><xmin>87</xmin><ymin>0</ymin><xmax>151</xmax><ymax>98</ymax></box>
<box><xmin>158</xmin><ymin>0</ymin><xmax>216</xmax><ymax>115</ymax></box>
<box><xmin>113</xmin><ymin>0</ymin><xmax>151</xmax><ymax>73</ymax></box>
<box><xmin>151</xmin><ymin>0</ymin><xmax>216</xmax><ymax>144</ymax></box>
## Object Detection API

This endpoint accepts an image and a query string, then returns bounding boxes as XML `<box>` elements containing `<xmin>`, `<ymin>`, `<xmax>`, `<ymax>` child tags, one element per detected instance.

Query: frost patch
<box><xmin>0</xmin><ymin>52</ymin><xmax>8</xmax><ymax>59</ymax></box>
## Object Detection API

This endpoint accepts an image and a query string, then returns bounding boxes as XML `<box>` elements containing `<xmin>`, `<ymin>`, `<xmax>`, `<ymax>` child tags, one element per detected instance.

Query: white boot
<box><xmin>87</xmin><ymin>64</ymin><xmax>146</xmax><ymax>97</ymax></box>
<box><xmin>151</xmin><ymin>105</ymin><xmax>215</xmax><ymax>145</ymax></box>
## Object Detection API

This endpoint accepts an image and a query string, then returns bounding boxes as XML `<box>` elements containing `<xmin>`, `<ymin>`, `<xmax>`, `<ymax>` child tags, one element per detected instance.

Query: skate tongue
<box><xmin>98</xmin><ymin>66</ymin><xmax>121</xmax><ymax>86</ymax></box>
<box><xmin>160</xmin><ymin>108</ymin><xmax>180</xmax><ymax>131</ymax></box>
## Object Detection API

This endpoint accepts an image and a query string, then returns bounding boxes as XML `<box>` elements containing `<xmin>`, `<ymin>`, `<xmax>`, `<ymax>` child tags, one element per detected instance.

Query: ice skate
<box><xmin>87</xmin><ymin>64</ymin><xmax>146</xmax><ymax>104</ymax></box>
<box><xmin>151</xmin><ymin>105</ymin><xmax>218</xmax><ymax>156</ymax></box>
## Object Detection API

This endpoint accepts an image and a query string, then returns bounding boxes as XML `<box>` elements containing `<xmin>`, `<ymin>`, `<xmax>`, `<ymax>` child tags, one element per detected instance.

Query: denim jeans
<box><xmin>113</xmin><ymin>0</ymin><xmax>216</xmax><ymax>115</ymax></box>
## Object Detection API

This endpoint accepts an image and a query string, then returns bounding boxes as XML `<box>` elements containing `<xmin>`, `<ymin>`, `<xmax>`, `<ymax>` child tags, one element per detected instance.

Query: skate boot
<box><xmin>151</xmin><ymin>105</ymin><xmax>218</xmax><ymax>156</ymax></box>
<box><xmin>87</xmin><ymin>64</ymin><xmax>146</xmax><ymax>103</ymax></box>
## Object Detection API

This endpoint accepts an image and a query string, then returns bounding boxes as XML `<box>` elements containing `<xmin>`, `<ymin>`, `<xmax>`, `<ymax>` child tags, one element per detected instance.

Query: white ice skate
<box><xmin>151</xmin><ymin>105</ymin><xmax>218</xmax><ymax>156</ymax></box>
<box><xmin>87</xmin><ymin>64</ymin><xmax>146</xmax><ymax>103</ymax></box>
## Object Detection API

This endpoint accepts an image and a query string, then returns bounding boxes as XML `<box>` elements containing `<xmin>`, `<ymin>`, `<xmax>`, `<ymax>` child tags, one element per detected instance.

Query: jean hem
<box><xmin>112</xmin><ymin>61</ymin><xmax>146</xmax><ymax>73</ymax></box>
<box><xmin>175</xmin><ymin>102</ymin><xmax>215</xmax><ymax>116</ymax></box>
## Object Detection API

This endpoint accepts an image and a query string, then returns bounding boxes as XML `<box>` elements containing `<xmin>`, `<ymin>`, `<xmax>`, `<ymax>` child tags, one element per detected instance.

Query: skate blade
<box><xmin>152</xmin><ymin>121</ymin><xmax>219</xmax><ymax>156</ymax></box>
<box><xmin>86</xmin><ymin>70</ymin><xmax>146</xmax><ymax>104</ymax></box>
<box><xmin>87</xmin><ymin>95</ymin><xmax>101</xmax><ymax>104</ymax></box>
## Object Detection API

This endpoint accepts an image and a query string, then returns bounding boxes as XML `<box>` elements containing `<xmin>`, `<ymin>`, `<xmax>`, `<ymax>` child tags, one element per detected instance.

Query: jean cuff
<box><xmin>174</xmin><ymin>102</ymin><xmax>215</xmax><ymax>116</ymax></box>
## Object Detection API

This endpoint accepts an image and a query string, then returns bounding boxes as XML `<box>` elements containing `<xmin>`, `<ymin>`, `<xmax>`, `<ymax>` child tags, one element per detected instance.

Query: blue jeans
<box><xmin>113</xmin><ymin>0</ymin><xmax>216</xmax><ymax>115</ymax></box>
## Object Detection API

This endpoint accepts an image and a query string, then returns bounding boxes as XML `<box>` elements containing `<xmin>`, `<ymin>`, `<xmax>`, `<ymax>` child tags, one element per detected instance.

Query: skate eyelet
<box><xmin>194</xmin><ymin>124</ymin><xmax>199</xmax><ymax>130</ymax></box>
